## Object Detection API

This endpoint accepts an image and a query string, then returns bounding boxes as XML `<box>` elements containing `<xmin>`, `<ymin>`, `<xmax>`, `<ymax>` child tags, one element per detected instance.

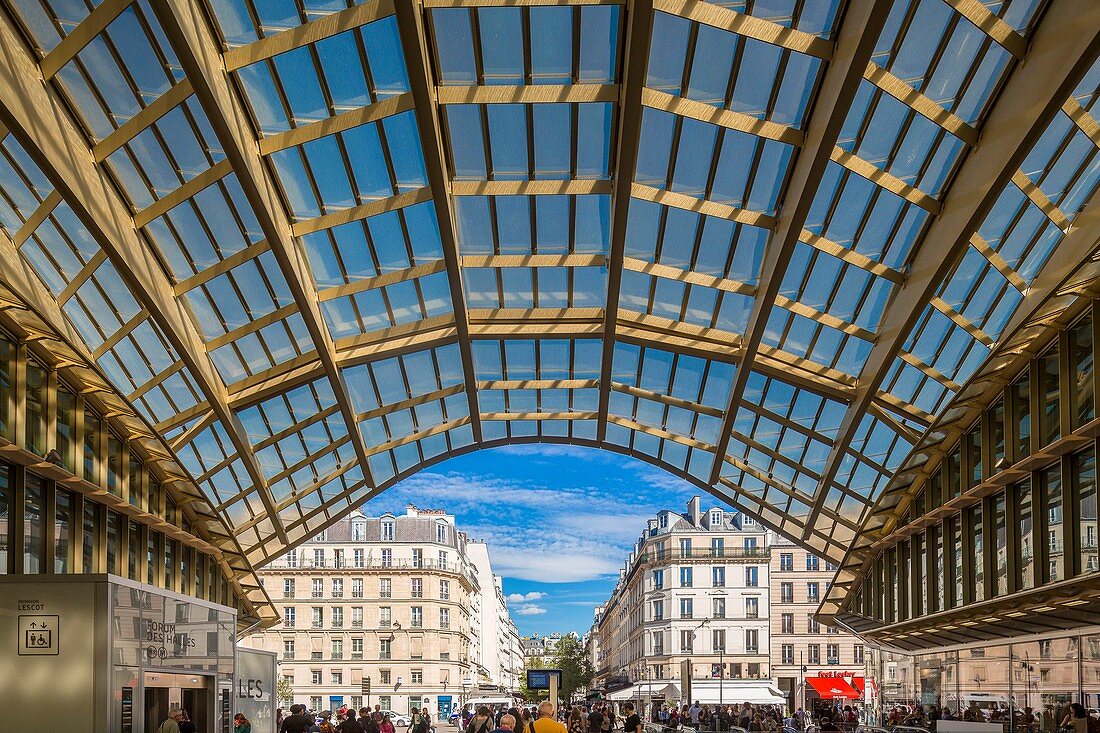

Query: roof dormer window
<box><xmin>658</xmin><ymin>513</ymin><xmax>668</xmax><ymax>528</ymax></box>
<box><xmin>381</xmin><ymin>518</ymin><xmax>395</xmax><ymax>542</ymax></box>
<box><xmin>352</xmin><ymin>521</ymin><xmax>366</xmax><ymax>541</ymax></box>
<box><xmin>710</xmin><ymin>510</ymin><xmax>722</xmax><ymax>526</ymax></box>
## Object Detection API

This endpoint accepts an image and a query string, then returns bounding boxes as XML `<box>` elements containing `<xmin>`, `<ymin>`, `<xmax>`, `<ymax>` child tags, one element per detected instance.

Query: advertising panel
<box><xmin>236</xmin><ymin>647</ymin><xmax>278</xmax><ymax>733</ymax></box>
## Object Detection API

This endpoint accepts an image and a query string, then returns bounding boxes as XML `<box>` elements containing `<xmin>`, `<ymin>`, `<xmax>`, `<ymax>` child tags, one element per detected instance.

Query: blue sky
<box><xmin>361</xmin><ymin>444</ymin><xmax>734</xmax><ymax>637</ymax></box>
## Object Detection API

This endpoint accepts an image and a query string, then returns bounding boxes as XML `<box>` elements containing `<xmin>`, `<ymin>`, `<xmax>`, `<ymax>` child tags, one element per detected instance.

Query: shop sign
<box><xmin>143</xmin><ymin>619</ymin><xmax>196</xmax><ymax>661</ymax></box>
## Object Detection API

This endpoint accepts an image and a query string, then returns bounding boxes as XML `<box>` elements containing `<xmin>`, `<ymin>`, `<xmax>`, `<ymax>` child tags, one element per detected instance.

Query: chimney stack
<box><xmin>688</xmin><ymin>496</ymin><xmax>701</xmax><ymax>526</ymax></box>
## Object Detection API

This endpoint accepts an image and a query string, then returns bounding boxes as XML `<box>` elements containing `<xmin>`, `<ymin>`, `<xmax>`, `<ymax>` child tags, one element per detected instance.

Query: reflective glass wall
<box><xmin>852</xmin><ymin>307</ymin><xmax>1100</xmax><ymax>625</ymax></box>
<box><xmin>866</xmin><ymin>633</ymin><xmax>1100</xmax><ymax>732</ymax></box>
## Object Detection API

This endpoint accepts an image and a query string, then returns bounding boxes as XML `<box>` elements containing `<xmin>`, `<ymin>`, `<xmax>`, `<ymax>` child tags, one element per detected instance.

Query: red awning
<box><xmin>850</xmin><ymin>677</ymin><xmax>865</xmax><ymax>694</ymax></box>
<box><xmin>806</xmin><ymin>677</ymin><xmax>860</xmax><ymax>699</ymax></box>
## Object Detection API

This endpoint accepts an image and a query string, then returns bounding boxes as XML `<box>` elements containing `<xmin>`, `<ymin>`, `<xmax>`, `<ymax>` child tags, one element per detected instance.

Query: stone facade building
<box><xmin>244</xmin><ymin>505</ymin><xmax>517</xmax><ymax>715</ymax></box>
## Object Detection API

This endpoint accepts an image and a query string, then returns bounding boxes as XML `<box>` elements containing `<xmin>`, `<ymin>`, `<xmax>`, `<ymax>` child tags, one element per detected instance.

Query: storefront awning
<box><xmin>850</xmin><ymin>678</ymin><xmax>865</xmax><ymax>694</ymax></box>
<box><xmin>606</xmin><ymin>683</ymin><xmax>681</xmax><ymax>701</ymax></box>
<box><xmin>806</xmin><ymin>677</ymin><xmax>859</xmax><ymax>699</ymax></box>
<box><xmin>688</xmin><ymin>682</ymin><xmax>786</xmax><ymax>706</ymax></box>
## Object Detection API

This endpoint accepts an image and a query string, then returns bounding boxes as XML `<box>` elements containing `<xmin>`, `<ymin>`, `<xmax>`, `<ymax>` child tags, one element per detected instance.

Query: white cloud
<box><xmin>506</xmin><ymin>592</ymin><xmax>546</xmax><ymax>603</ymax></box>
<box><xmin>515</xmin><ymin>604</ymin><xmax>548</xmax><ymax>616</ymax></box>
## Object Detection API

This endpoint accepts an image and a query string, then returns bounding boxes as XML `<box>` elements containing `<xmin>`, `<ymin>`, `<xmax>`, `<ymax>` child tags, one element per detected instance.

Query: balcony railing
<box><xmin>352</xmin><ymin>621</ymin><xmax>363</xmax><ymax>628</ymax></box>
<box><xmin>352</xmin><ymin>591</ymin><xmax>364</xmax><ymax>598</ymax></box>
<box><xmin>333</xmin><ymin>621</ymin><xmax>343</xmax><ymax>628</ymax></box>
<box><xmin>332</xmin><ymin>652</ymin><xmax>343</xmax><ymax>660</ymax></box>
<box><xmin>283</xmin><ymin>652</ymin><xmax>294</xmax><ymax>660</ymax></box>
<box><xmin>312</xmin><ymin>591</ymin><xmax>323</xmax><ymax>598</ymax></box>
<box><xmin>311</xmin><ymin>652</ymin><xmax>322</xmax><ymax>660</ymax></box>
<box><xmin>642</xmin><ymin>548</ymin><xmax>770</xmax><ymax>565</ymax></box>
<box><xmin>352</xmin><ymin>652</ymin><xmax>363</xmax><ymax>660</ymax></box>
<box><xmin>312</xmin><ymin>621</ymin><xmax>323</xmax><ymax>629</ymax></box>
<box><xmin>283</xmin><ymin>591</ymin><xmax>294</xmax><ymax>598</ymax></box>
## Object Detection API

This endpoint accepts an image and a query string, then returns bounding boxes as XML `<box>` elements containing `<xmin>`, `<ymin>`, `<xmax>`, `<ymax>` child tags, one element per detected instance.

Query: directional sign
<box><xmin>526</xmin><ymin>669</ymin><xmax>562</xmax><ymax>691</ymax></box>
<box><xmin>18</xmin><ymin>615</ymin><xmax>59</xmax><ymax>655</ymax></box>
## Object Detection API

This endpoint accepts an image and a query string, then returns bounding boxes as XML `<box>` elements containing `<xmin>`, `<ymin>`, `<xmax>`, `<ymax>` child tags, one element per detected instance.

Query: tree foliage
<box><xmin>550</xmin><ymin>635</ymin><xmax>594</xmax><ymax>703</ymax></box>
<box><xmin>277</xmin><ymin>674</ymin><xmax>293</xmax><ymax>705</ymax></box>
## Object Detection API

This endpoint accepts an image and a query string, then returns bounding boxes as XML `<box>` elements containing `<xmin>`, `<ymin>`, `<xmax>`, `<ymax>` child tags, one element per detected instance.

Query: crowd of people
<box><xmin>276</xmin><ymin>703</ymin><xmax>431</xmax><ymax>733</ymax></box>
<box><xmin>878</xmin><ymin>701</ymin><xmax>1100</xmax><ymax>733</ymax></box>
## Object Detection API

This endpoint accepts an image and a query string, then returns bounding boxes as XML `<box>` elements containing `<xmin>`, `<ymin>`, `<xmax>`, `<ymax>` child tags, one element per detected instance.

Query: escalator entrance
<box><xmin>144</xmin><ymin>671</ymin><xmax>213</xmax><ymax>732</ymax></box>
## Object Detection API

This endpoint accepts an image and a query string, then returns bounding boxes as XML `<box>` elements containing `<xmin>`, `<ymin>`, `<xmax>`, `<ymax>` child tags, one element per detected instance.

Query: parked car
<box><xmin>382</xmin><ymin>710</ymin><xmax>412</xmax><ymax>727</ymax></box>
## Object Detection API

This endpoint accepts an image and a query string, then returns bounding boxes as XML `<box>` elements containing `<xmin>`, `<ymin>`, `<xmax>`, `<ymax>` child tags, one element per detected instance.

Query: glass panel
<box><xmin>957</xmin><ymin>646</ymin><xmax>1010</xmax><ymax>722</ymax></box>
<box><xmin>1043</xmin><ymin>466</ymin><xmax>1064</xmax><ymax>583</ymax></box>
<box><xmin>56</xmin><ymin>388</ymin><xmax>76</xmax><ymax>472</ymax></box>
<box><xmin>1018</xmin><ymin>479</ymin><xmax>1034</xmax><ymax>591</ymax></box>
<box><xmin>106</xmin><ymin>510</ymin><xmax>119</xmax><ymax>575</ymax></box>
<box><xmin>1039</xmin><ymin>348</ymin><xmax>1060</xmax><ymax>447</ymax></box>
<box><xmin>107</xmin><ymin>434</ymin><xmax>123</xmax><ymax>496</ymax></box>
<box><xmin>1012</xmin><ymin>637</ymin><xmax>1079</xmax><ymax>733</ymax></box>
<box><xmin>82</xmin><ymin>500</ymin><xmax>96</xmax><ymax>574</ymax></box>
<box><xmin>990</xmin><ymin>399</ymin><xmax>1005</xmax><ymax>473</ymax></box>
<box><xmin>54</xmin><ymin>488</ymin><xmax>72</xmax><ymax>574</ymax></box>
<box><xmin>1013</xmin><ymin>371</ymin><xmax>1031</xmax><ymax>460</ymax></box>
<box><xmin>24</xmin><ymin>362</ymin><xmax>46</xmax><ymax>455</ymax></box>
<box><xmin>993</xmin><ymin>492</ymin><xmax>1007</xmax><ymax>596</ymax></box>
<box><xmin>23</xmin><ymin>474</ymin><xmax>43</xmax><ymax>573</ymax></box>
<box><xmin>965</xmin><ymin>429</ymin><xmax>982</xmax><ymax>488</ymax></box>
<box><xmin>1076</xmin><ymin>448</ymin><xmax>1097</xmax><ymax>575</ymax></box>
<box><xmin>0</xmin><ymin>464</ymin><xmax>9</xmax><ymax>573</ymax></box>
<box><xmin>952</xmin><ymin>517</ymin><xmax>963</xmax><ymax>608</ymax></box>
<box><xmin>0</xmin><ymin>337</ymin><xmax>14</xmax><ymax>440</ymax></box>
<box><xmin>972</xmin><ymin>504</ymin><xmax>985</xmax><ymax>602</ymax></box>
<box><xmin>127</xmin><ymin>519</ymin><xmax>139</xmax><ymax>580</ymax></box>
<box><xmin>1070</xmin><ymin>314</ymin><xmax>1094</xmax><ymax>430</ymax></box>
<box><xmin>83</xmin><ymin>410</ymin><xmax>100</xmax><ymax>484</ymax></box>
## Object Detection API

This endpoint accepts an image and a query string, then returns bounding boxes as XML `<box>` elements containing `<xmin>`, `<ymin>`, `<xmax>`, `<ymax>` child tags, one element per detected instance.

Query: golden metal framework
<box><xmin>0</xmin><ymin>0</ymin><xmax>1097</xmax><ymax>613</ymax></box>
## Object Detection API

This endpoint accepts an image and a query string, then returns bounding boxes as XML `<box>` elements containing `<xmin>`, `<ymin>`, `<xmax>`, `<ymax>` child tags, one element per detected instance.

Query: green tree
<box><xmin>521</xmin><ymin>655</ymin><xmax>547</xmax><ymax>701</ymax></box>
<box><xmin>551</xmin><ymin>635</ymin><xmax>594</xmax><ymax>703</ymax></box>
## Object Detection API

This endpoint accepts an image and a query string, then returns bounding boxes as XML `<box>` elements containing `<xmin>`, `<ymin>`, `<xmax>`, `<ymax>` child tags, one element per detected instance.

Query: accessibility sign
<box><xmin>18</xmin><ymin>615</ymin><xmax>59</xmax><ymax>655</ymax></box>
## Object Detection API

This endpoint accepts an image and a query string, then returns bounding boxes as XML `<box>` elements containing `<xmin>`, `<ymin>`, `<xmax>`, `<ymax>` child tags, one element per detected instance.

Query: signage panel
<box><xmin>526</xmin><ymin>669</ymin><xmax>563</xmax><ymax>691</ymax></box>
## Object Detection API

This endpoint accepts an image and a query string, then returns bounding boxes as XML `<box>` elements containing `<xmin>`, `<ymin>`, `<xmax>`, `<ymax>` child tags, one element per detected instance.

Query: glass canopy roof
<box><xmin>0</xmin><ymin>0</ymin><xmax>1097</xmax><ymax>571</ymax></box>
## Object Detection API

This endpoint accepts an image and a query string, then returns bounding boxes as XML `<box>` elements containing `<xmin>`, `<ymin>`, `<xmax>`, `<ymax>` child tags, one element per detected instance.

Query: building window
<box><xmin>781</xmin><ymin>582</ymin><xmax>793</xmax><ymax>603</ymax></box>
<box><xmin>712</xmin><ymin>566</ymin><xmax>725</xmax><ymax>587</ymax></box>
<box><xmin>381</xmin><ymin>549</ymin><xmax>392</xmax><ymax>568</ymax></box>
<box><xmin>352</xmin><ymin>607</ymin><xmax>363</xmax><ymax>628</ymax></box>
<box><xmin>745</xmin><ymin>597</ymin><xmax>759</xmax><ymax>619</ymax></box>
<box><xmin>680</xmin><ymin>598</ymin><xmax>694</xmax><ymax>619</ymax></box>
<box><xmin>334</xmin><ymin>549</ymin><xmax>344</xmax><ymax>568</ymax></box>
<box><xmin>312</xmin><ymin>578</ymin><xmax>323</xmax><ymax>598</ymax></box>
<box><xmin>742</xmin><ymin>514</ymin><xmax>755</xmax><ymax>525</ymax></box>
<box><xmin>332</xmin><ymin>607</ymin><xmax>344</xmax><ymax>628</ymax></box>
<box><xmin>352</xmin><ymin>578</ymin><xmax>363</xmax><ymax>598</ymax></box>
<box><xmin>807</xmin><ymin>644</ymin><xmax>820</xmax><ymax>664</ymax></box>
<box><xmin>411</xmin><ymin>607</ymin><xmax>423</xmax><ymax>627</ymax></box>
<box><xmin>312</xmin><ymin>607</ymin><xmax>323</xmax><ymax>628</ymax></box>
<box><xmin>780</xmin><ymin>553</ymin><xmax>793</xmax><ymax>571</ymax></box>
<box><xmin>311</xmin><ymin>697</ymin><xmax>322</xmax><ymax>711</ymax></box>
<box><xmin>807</xmin><ymin>582</ymin><xmax>819</xmax><ymax>602</ymax></box>
<box><xmin>710</xmin><ymin>510</ymin><xmax>722</xmax><ymax>525</ymax></box>
<box><xmin>412</xmin><ymin>549</ymin><xmax>423</xmax><ymax>568</ymax></box>
<box><xmin>283</xmin><ymin>639</ymin><xmax>295</xmax><ymax>660</ymax></box>
<box><xmin>680</xmin><ymin>630</ymin><xmax>694</xmax><ymax>653</ymax></box>
<box><xmin>711</xmin><ymin>538</ymin><xmax>724</xmax><ymax>557</ymax></box>
<box><xmin>440</xmin><ymin>579</ymin><xmax>450</xmax><ymax>600</ymax></box>
<box><xmin>781</xmin><ymin>613</ymin><xmax>793</xmax><ymax>634</ymax></box>
<box><xmin>332</xmin><ymin>639</ymin><xmax>343</xmax><ymax>659</ymax></box>
<box><xmin>283</xmin><ymin>608</ymin><xmax>295</xmax><ymax>628</ymax></box>
<box><xmin>313</xmin><ymin>549</ymin><xmax>324</xmax><ymax>566</ymax></box>
<box><xmin>285</xmin><ymin>551</ymin><xmax>298</xmax><ymax>568</ymax></box>
<box><xmin>712</xmin><ymin>597</ymin><xmax>726</xmax><ymax>619</ymax></box>
<box><xmin>379</xmin><ymin>696</ymin><xmax>391</xmax><ymax>710</ymax></box>
<box><xmin>437</xmin><ymin>522</ymin><xmax>448</xmax><ymax>543</ymax></box>
<box><xmin>439</xmin><ymin>550</ymin><xmax>448</xmax><ymax>568</ymax></box>
<box><xmin>283</xmin><ymin>578</ymin><xmax>295</xmax><ymax>598</ymax></box>
<box><xmin>680</xmin><ymin>538</ymin><xmax>692</xmax><ymax>556</ymax></box>
<box><xmin>380</xmin><ymin>670</ymin><xmax>391</xmax><ymax>685</ymax></box>
<box><xmin>807</xmin><ymin>614</ymin><xmax>820</xmax><ymax>634</ymax></box>
<box><xmin>745</xmin><ymin>629</ymin><xmax>758</xmax><ymax>653</ymax></box>
<box><xmin>440</xmin><ymin>608</ymin><xmax>449</xmax><ymax>629</ymax></box>
<box><xmin>412</xmin><ymin>578</ymin><xmax>423</xmax><ymax>598</ymax></box>
<box><xmin>380</xmin><ymin>639</ymin><xmax>392</xmax><ymax>660</ymax></box>
<box><xmin>352</xmin><ymin>638</ymin><xmax>363</xmax><ymax>660</ymax></box>
<box><xmin>332</xmin><ymin>579</ymin><xmax>344</xmax><ymax>598</ymax></box>
<box><xmin>311</xmin><ymin>670</ymin><xmax>322</xmax><ymax>685</ymax></box>
<box><xmin>680</xmin><ymin>567</ymin><xmax>693</xmax><ymax>587</ymax></box>
<box><xmin>411</xmin><ymin>670</ymin><xmax>423</xmax><ymax>685</ymax></box>
<box><xmin>806</xmin><ymin>554</ymin><xmax>820</xmax><ymax>571</ymax></box>
<box><xmin>652</xmin><ymin>600</ymin><xmax>664</xmax><ymax>621</ymax></box>
<box><xmin>353</xmin><ymin>522</ymin><xmax>365</xmax><ymax>541</ymax></box>
<box><xmin>380</xmin><ymin>578</ymin><xmax>391</xmax><ymax>598</ymax></box>
<box><xmin>653</xmin><ymin>569</ymin><xmax>664</xmax><ymax>589</ymax></box>
<box><xmin>382</xmin><ymin>520</ymin><xmax>394</xmax><ymax>541</ymax></box>
<box><xmin>354</xmin><ymin>548</ymin><xmax>364</xmax><ymax>568</ymax></box>
<box><xmin>827</xmin><ymin>644</ymin><xmax>840</xmax><ymax>664</ymax></box>
<box><xmin>854</xmin><ymin>645</ymin><xmax>864</xmax><ymax>664</ymax></box>
<box><xmin>745</xmin><ymin>566</ymin><xmax>759</xmax><ymax>587</ymax></box>
<box><xmin>781</xmin><ymin>644</ymin><xmax>793</xmax><ymax>664</ymax></box>
<box><xmin>380</xmin><ymin>606</ymin><xmax>392</xmax><ymax>627</ymax></box>
<box><xmin>659</xmin><ymin>513</ymin><xmax>668</xmax><ymax>529</ymax></box>
<box><xmin>712</xmin><ymin>629</ymin><xmax>726</xmax><ymax>653</ymax></box>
